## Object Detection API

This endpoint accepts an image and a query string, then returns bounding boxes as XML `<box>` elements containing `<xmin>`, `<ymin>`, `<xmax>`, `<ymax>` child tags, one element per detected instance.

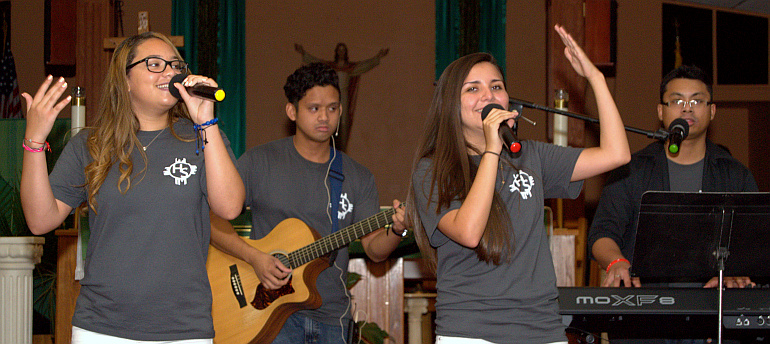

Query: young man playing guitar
<box><xmin>209</xmin><ymin>62</ymin><xmax>407</xmax><ymax>344</ymax></box>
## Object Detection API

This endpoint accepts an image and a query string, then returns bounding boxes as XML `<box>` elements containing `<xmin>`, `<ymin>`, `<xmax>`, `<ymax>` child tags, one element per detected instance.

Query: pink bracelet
<box><xmin>22</xmin><ymin>138</ymin><xmax>50</xmax><ymax>153</ymax></box>
<box><xmin>605</xmin><ymin>258</ymin><xmax>629</xmax><ymax>273</ymax></box>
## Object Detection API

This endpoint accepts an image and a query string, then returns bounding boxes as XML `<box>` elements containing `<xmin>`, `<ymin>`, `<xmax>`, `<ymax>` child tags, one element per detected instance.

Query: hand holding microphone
<box><xmin>481</xmin><ymin>104</ymin><xmax>521</xmax><ymax>154</ymax></box>
<box><xmin>169</xmin><ymin>74</ymin><xmax>226</xmax><ymax>102</ymax></box>
<box><xmin>667</xmin><ymin>118</ymin><xmax>689</xmax><ymax>154</ymax></box>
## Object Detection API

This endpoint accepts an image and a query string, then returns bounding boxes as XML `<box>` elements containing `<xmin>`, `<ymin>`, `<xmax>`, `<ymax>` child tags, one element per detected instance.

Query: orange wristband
<box><xmin>606</xmin><ymin>258</ymin><xmax>629</xmax><ymax>273</ymax></box>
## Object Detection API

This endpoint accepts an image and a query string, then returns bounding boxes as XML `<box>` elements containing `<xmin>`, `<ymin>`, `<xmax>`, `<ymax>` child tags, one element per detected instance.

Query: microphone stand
<box><xmin>509</xmin><ymin>98</ymin><xmax>671</xmax><ymax>140</ymax></box>
<box><xmin>713</xmin><ymin>207</ymin><xmax>733</xmax><ymax>344</ymax></box>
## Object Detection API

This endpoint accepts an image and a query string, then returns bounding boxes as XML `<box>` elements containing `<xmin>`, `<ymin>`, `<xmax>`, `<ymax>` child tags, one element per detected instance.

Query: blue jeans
<box><xmin>271</xmin><ymin>313</ymin><xmax>351</xmax><ymax>344</ymax></box>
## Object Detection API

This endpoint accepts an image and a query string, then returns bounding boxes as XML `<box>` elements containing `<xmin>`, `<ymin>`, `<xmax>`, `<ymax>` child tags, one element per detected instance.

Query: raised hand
<box><xmin>21</xmin><ymin>75</ymin><xmax>72</xmax><ymax>142</ymax></box>
<box><xmin>554</xmin><ymin>25</ymin><xmax>599</xmax><ymax>80</ymax></box>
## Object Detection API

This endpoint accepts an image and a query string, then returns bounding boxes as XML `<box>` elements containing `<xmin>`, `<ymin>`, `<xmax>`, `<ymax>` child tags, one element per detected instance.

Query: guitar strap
<box><xmin>328</xmin><ymin>148</ymin><xmax>344</xmax><ymax>266</ymax></box>
<box><xmin>328</xmin><ymin>148</ymin><xmax>344</xmax><ymax>234</ymax></box>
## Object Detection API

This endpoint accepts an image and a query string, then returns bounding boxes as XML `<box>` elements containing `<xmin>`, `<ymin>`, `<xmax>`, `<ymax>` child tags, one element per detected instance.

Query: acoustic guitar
<box><xmin>207</xmin><ymin>207</ymin><xmax>396</xmax><ymax>344</ymax></box>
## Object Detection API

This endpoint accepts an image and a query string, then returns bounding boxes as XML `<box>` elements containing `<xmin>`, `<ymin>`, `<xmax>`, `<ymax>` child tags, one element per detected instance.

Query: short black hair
<box><xmin>660</xmin><ymin>65</ymin><xmax>712</xmax><ymax>103</ymax></box>
<box><xmin>283</xmin><ymin>62</ymin><xmax>340</xmax><ymax>105</ymax></box>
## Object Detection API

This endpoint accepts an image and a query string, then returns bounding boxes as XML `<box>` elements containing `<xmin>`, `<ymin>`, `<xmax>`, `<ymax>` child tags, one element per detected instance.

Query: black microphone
<box><xmin>667</xmin><ymin>118</ymin><xmax>689</xmax><ymax>154</ymax></box>
<box><xmin>481</xmin><ymin>103</ymin><xmax>521</xmax><ymax>153</ymax></box>
<box><xmin>168</xmin><ymin>74</ymin><xmax>226</xmax><ymax>102</ymax></box>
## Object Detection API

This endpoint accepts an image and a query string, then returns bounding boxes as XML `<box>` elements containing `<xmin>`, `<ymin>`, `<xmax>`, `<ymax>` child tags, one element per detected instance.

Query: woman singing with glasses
<box><xmin>20</xmin><ymin>31</ymin><xmax>244</xmax><ymax>343</ymax></box>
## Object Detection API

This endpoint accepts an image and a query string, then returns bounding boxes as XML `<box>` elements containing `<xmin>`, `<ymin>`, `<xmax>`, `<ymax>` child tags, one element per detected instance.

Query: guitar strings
<box><xmin>287</xmin><ymin>208</ymin><xmax>397</xmax><ymax>269</ymax></box>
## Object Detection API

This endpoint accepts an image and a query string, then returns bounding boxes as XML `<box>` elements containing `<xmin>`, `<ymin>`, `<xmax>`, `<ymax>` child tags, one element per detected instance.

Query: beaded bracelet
<box><xmin>605</xmin><ymin>258</ymin><xmax>630</xmax><ymax>273</ymax></box>
<box><xmin>193</xmin><ymin>118</ymin><xmax>219</xmax><ymax>130</ymax></box>
<box><xmin>22</xmin><ymin>138</ymin><xmax>51</xmax><ymax>153</ymax></box>
<box><xmin>193</xmin><ymin>118</ymin><xmax>219</xmax><ymax>155</ymax></box>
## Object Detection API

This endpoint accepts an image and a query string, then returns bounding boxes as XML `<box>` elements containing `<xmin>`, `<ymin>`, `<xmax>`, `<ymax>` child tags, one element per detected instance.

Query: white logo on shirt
<box><xmin>163</xmin><ymin>158</ymin><xmax>198</xmax><ymax>185</ymax></box>
<box><xmin>337</xmin><ymin>193</ymin><xmax>353</xmax><ymax>220</ymax></box>
<box><xmin>508</xmin><ymin>170</ymin><xmax>535</xmax><ymax>199</ymax></box>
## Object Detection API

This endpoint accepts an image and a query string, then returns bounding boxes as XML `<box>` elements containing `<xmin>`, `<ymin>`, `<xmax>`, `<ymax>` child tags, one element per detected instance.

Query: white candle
<box><xmin>71</xmin><ymin>87</ymin><xmax>85</xmax><ymax>135</ymax></box>
<box><xmin>553</xmin><ymin>89</ymin><xmax>568</xmax><ymax>147</ymax></box>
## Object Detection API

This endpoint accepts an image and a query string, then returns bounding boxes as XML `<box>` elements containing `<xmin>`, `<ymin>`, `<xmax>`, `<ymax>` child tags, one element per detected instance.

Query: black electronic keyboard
<box><xmin>558</xmin><ymin>287</ymin><xmax>770</xmax><ymax>333</ymax></box>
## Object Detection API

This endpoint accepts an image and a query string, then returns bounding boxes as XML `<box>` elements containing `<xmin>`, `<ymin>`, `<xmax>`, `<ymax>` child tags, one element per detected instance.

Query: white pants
<box><xmin>436</xmin><ymin>336</ymin><xmax>568</xmax><ymax>344</ymax></box>
<box><xmin>72</xmin><ymin>326</ymin><xmax>213</xmax><ymax>344</ymax></box>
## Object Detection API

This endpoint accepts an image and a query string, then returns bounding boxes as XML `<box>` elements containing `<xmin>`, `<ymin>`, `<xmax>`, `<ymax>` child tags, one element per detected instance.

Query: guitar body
<box><xmin>207</xmin><ymin>218</ymin><xmax>329</xmax><ymax>344</ymax></box>
<box><xmin>207</xmin><ymin>208</ymin><xmax>396</xmax><ymax>343</ymax></box>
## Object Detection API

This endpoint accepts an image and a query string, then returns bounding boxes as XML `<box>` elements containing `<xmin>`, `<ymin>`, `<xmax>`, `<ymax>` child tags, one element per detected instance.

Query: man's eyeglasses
<box><xmin>661</xmin><ymin>99</ymin><xmax>711</xmax><ymax>110</ymax></box>
<box><xmin>126</xmin><ymin>57</ymin><xmax>188</xmax><ymax>74</ymax></box>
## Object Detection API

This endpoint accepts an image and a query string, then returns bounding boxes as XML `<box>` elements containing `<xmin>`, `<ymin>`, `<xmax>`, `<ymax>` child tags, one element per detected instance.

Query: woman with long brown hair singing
<box><xmin>407</xmin><ymin>25</ymin><xmax>630</xmax><ymax>344</ymax></box>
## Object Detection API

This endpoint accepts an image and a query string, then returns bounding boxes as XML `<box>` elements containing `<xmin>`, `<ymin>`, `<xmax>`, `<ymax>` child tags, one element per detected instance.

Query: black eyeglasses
<box><xmin>126</xmin><ymin>57</ymin><xmax>188</xmax><ymax>74</ymax></box>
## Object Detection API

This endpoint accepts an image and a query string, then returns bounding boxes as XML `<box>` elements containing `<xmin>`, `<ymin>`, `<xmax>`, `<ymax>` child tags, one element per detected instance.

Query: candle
<box><xmin>71</xmin><ymin>87</ymin><xmax>85</xmax><ymax>135</ymax></box>
<box><xmin>553</xmin><ymin>89</ymin><xmax>568</xmax><ymax>147</ymax></box>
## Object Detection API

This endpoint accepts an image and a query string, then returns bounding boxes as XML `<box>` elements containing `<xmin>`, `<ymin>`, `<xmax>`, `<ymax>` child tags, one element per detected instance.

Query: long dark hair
<box><xmin>407</xmin><ymin>52</ymin><xmax>513</xmax><ymax>271</ymax></box>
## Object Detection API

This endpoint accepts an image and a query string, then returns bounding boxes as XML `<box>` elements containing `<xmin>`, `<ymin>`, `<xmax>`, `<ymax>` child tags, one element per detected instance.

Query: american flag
<box><xmin>0</xmin><ymin>2</ymin><xmax>21</xmax><ymax>119</ymax></box>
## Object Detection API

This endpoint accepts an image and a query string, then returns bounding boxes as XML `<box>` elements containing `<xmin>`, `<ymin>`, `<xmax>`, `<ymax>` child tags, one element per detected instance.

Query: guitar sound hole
<box><xmin>273</xmin><ymin>252</ymin><xmax>292</xmax><ymax>270</ymax></box>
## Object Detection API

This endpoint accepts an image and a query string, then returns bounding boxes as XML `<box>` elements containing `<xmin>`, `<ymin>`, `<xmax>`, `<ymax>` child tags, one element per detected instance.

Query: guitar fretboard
<box><xmin>286</xmin><ymin>208</ymin><xmax>396</xmax><ymax>268</ymax></box>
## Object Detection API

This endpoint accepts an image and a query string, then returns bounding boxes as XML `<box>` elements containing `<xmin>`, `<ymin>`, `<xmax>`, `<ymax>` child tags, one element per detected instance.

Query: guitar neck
<box><xmin>288</xmin><ymin>208</ymin><xmax>396</xmax><ymax>267</ymax></box>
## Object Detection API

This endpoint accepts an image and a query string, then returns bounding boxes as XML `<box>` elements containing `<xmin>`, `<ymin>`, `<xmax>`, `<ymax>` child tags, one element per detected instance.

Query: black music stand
<box><xmin>630</xmin><ymin>191</ymin><xmax>770</xmax><ymax>343</ymax></box>
<box><xmin>631</xmin><ymin>191</ymin><xmax>770</xmax><ymax>280</ymax></box>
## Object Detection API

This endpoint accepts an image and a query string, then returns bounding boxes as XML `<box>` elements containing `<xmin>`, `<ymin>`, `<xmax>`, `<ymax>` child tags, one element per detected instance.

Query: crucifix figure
<box><xmin>295</xmin><ymin>43</ymin><xmax>388</xmax><ymax>151</ymax></box>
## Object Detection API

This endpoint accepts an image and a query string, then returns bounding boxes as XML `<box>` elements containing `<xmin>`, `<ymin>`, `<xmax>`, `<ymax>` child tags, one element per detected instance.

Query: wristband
<box><xmin>482</xmin><ymin>150</ymin><xmax>500</xmax><ymax>157</ymax></box>
<box><xmin>193</xmin><ymin>118</ymin><xmax>219</xmax><ymax>155</ymax></box>
<box><xmin>606</xmin><ymin>258</ymin><xmax>629</xmax><ymax>273</ymax></box>
<box><xmin>22</xmin><ymin>138</ymin><xmax>51</xmax><ymax>153</ymax></box>
<box><xmin>386</xmin><ymin>224</ymin><xmax>408</xmax><ymax>238</ymax></box>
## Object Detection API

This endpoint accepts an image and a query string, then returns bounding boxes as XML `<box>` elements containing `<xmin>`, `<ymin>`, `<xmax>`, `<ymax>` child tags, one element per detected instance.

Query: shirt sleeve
<box><xmin>536</xmin><ymin>141</ymin><xmax>584</xmax><ymax>199</ymax></box>
<box><xmin>49</xmin><ymin>132</ymin><xmax>89</xmax><ymax>209</ymax></box>
<box><xmin>352</xmin><ymin>163</ymin><xmax>380</xmax><ymax>223</ymax></box>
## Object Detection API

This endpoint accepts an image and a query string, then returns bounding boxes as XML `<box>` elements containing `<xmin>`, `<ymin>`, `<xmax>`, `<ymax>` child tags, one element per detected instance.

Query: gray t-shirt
<box><xmin>667</xmin><ymin>158</ymin><xmax>704</xmax><ymax>192</ymax></box>
<box><xmin>413</xmin><ymin>141</ymin><xmax>583</xmax><ymax>343</ymax></box>
<box><xmin>237</xmin><ymin>136</ymin><xmax>379</xmax><ymax>325</ymax></box>
<box><xmin>50</xmin><ymin>118</ymin><xmax>235</xmax><ymax>340</ymax></box>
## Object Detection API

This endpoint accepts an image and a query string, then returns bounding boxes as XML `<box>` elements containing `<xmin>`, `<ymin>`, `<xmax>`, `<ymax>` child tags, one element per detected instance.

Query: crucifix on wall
<box><xmin>294</xmin><ymin>43</ymin><xmax>388</xmax><ymax>152</ymax></box>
